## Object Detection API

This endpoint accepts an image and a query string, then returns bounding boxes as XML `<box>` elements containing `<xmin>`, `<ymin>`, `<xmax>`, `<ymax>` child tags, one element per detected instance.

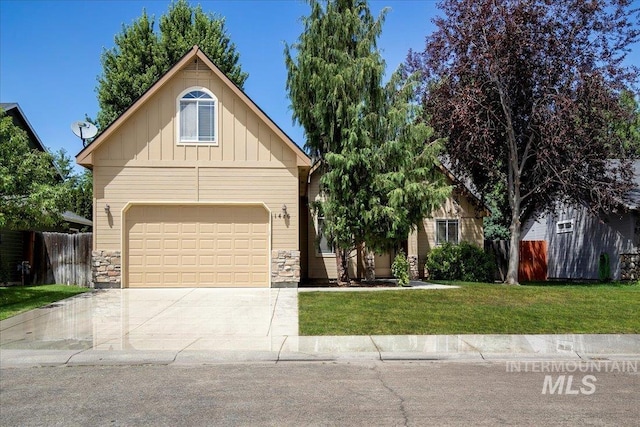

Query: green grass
<box><xmin>299</xmin><ymin>281</ymin><xmax>640</xmax><ymax>335</ymax></box>
<box><xmin>0</xmin><ymin>285</ymin><xmax>90</xmax><ymax>321</ymax></box>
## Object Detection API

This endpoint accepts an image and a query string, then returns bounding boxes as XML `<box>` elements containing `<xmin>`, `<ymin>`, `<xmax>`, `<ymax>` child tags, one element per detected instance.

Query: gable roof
<box><xmin>624</xmin><ymin>160</ymin><xmax>640</xmax><ymax>210</ymax></box>
<box><xmin>76</xmin><ymin>46</ymin><xmax>310</xmax><ymax>168</ymax></box>
<box><xmin>308</xmin><ymin>159</ymin><xmax>491</xmax><ymax>216</ymax></box>
<box><xmin>1</xmin><ymin>102</ymin><xmax>47</xmax><ymax>153</ymax></box>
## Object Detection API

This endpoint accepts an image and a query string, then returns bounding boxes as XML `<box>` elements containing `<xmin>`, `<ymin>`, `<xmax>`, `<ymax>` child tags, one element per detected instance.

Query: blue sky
<box><xmin>0</xmin><ymin>0</ymin><xmax>441</xmax><ymax>162</ymax></box>
<box><xmin>1</xmin><ymin>0</ymin><xmax>638</xmax><ymax>166</ymax></box>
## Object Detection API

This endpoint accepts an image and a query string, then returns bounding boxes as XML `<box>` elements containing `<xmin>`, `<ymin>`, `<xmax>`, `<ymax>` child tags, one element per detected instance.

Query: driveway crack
<box><xmin>374</xmin><ymin>364</ymin><xmax>409</xmax><ymax>426</ymax></box>
<box><xmin>129</xmin><ymin>288</ymin><xmax>197</xmax><ymax>334</ymax></box>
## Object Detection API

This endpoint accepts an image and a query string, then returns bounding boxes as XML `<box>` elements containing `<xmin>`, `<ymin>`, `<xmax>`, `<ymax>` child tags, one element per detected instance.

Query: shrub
<box><xmin>392</xmin><ymin>250</ymin><xmax>410</xmax><ymax>286</ymax></box>
<box><xmin>598</xmin><ymin>253</ymin><xmax>611</xmax><ymax>282</ymax></box>
<box><xmin>425</xmin><ymin>241</ymin><xmax>494</xmax><ymax>282</ymax></box>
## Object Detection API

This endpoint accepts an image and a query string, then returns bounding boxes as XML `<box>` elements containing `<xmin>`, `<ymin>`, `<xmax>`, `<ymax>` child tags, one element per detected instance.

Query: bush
<box><xmin>598</xmin><ymin>253</ymin><xmax>611</xmax><ymax>282</ymax></box>
<box><xmin>392</xmin><ymin>250</ymin><xmax>410</xmax><ymax>286</ymax></box>
<box><xmin>425</xmin><ymin>241</ymin><xmax>494</xmax><ymax>282</ymax></box>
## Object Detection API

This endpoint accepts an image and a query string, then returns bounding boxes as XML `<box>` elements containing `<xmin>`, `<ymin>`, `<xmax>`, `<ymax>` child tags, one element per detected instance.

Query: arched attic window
<box><xmin>177</xmin><ymin>88</ymin><xmax>218</xmax><ymax>144</ymax></box>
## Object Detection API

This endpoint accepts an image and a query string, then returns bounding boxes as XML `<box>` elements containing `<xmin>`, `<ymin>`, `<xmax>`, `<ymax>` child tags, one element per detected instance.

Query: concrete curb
<box><xmin>2</xmin><ymin>348</ymin><xmax>639</xmax><ymax>368</ymax></box>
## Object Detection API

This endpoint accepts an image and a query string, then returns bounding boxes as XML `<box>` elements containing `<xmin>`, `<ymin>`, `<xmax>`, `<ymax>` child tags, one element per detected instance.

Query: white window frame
<box><xmin>176</xmin><ymin>87</ymin><xmax>219</xmax><ymax>145</ymax></box>
<box><xmin>435</xmin><ymin>218</ymin><xmax>460</xmax><ymax>245</ymax></box>
<box><xmin>556</xmin><ymin>219</ymin><xmax>574</xmax><ymax>234</ymax></box>
<box><xmin>315</xmin><ymin>215</ymin><xmax>335</xmax><ymax>257</ymax></box>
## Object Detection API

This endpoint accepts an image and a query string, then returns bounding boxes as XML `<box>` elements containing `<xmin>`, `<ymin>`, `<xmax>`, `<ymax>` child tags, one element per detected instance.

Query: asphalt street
<box><xmin>1</xmin><ymin>360</ymin><xmax>638</xmax><ymax>426</ymax></box>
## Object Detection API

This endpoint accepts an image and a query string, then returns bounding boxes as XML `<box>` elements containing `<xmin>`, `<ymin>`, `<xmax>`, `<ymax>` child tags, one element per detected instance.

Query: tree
<box><xmin>615</xmin><ymin>90</ymin><xmax>640</xmax><ymax>157</ymax></box>
<box><xmin>286</xmin><ymin>0</ymin><xmax>449</xmax><ymax>284</ymax></box>
<box><xmin>286</xmin><ymin>0</ymin><xmax>386</xmax><ymax>284</ymax></box>
<box><xmin>95</xmin><ymin>0</ymin><xmax>247</xmax><ymax>130</ymax></box>
<box><xmin>0</xmin><ymin>112</ymin><xmax>69</xmax><ymax>230</ymax></box>
<box><xmin>409</xmin><ymin>0</ymin><xmax>639</xmax><ymax>284</ymax></box>
<box><xmin>53</xmin><ymin>149</ymin><xmax>93</xmax><ymax>222</ymax></box>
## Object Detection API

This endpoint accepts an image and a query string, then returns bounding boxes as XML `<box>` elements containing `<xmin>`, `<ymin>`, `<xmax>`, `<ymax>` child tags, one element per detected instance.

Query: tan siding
<box><xmin>94</xmin><ymin>69</ymin><xmax>297</xmax><ymax>168</ymax></box>
<box><xmin>198</xmin><ymin>167</ymin><xmax>298</xmax><ymax>250</ymax></box>
<box><xmin>461</xmin><ymin>217</ymin><xmax>484</xmax><ymax>246</ymax></box>
<box><xmin>246</xmin><ymin>113</ymin><xmax>259</xmax><ymax>161</ymax></box>
<box><xmin>148</xmin><ymin>100</ymin><xmax>161</xmax><ymax>160</ymax></box>
<box><xmin>235</xmin><ymin>105</ymin><xmax>247</xmax><ymax>161</ymax></box>
<box><xmin>93</xmin><ymin>167</ymin><xmax>197</xmax><ymax>251</ymax></box>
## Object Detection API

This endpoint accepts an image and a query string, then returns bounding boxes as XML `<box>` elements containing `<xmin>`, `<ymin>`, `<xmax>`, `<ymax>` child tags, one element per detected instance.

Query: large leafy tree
<box><xmin>95</xmin><ymin>0</ymin><xmax>247</xmax><ymax>130</ymax></box>
<box><xmin>0</xmin><ymin>112</ymin><xmax>69</xmax><ymax>230</ymax></box>
<box><xmin>286</xmin><ymin>0</ymin><xmax>448</xmax><ymax>284</ymax></box>
<box><xmin>409</xmin><ymin>0</ymin><xmax>639</xmax><ymax>284</ymax></box>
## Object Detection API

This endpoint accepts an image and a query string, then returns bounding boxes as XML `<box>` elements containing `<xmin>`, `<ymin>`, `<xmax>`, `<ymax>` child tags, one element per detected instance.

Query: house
<box><xmin>75</xmin><ymin>45</ymin><xmax>488</xmax><ymax>288</ymax></box>
<box><xmin>0</xmin><ymin>103</ymin><xmax>92</xmax><ymax>284</ymax></box>
<box><xmin>305</xmin><ymin>164</ymin><xmax>488</xmax><ymax>281</ymax></box>
<box><xmin>521</xmin><ymin>161</ymin><xmax>640</xmax><ymax>281</ymax></box>
<box><xmin>76</xmin><ymin>46</ymin><xmax>311</xmax><ymax>288</ymax></box>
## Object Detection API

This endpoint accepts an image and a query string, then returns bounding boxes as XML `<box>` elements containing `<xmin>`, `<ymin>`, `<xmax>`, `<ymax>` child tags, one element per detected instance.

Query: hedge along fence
<box><xmin>35</xmin><ymin>232</ymin><xmax>92</xmax><ymax>287</ymax></box>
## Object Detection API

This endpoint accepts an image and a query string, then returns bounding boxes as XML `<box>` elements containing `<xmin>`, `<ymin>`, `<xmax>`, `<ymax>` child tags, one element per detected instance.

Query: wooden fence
<box><xmin>34</xmin><ymin>232</ymin><xmax>93</xmax><ymax>287</ymax></box>
<box><xmin>484</xmin><ymin>240</ymin><xmax>509</xmax><ymax>282</ymax></box>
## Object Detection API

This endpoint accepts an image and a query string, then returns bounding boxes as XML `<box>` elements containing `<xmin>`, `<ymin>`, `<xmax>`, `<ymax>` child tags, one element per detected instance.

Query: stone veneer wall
<box><xmin>620</xmin><ymin>252</ymin><xmax>639</xmax><ymax>281</ymax></box>
<box><xmin>408</xmin><ymin>255</ymin><xmax>419</xmax><ymax>280</ymax></box>
<box><xmin>92</xmin><ymin>250</ymin><xmax>121</xmax><ymax>288</ymax></box>
<box><xmin>271</xmin><ymin>250</ymin><xmax>300</xmax><ymax>287</ymax></box>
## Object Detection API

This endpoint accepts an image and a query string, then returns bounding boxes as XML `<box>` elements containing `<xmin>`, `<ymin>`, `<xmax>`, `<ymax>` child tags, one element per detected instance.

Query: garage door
<box><xmin>125</xmin><ymin>205</ymin><xmax>269</xmax><ymax>287</ymax></box>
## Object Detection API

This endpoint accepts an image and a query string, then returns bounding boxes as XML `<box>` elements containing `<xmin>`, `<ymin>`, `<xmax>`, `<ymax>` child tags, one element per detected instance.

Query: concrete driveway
<box><xmin>0</xmin><ymin>288</ymin><xmax>298</xmax><ymax>352</ymax></box>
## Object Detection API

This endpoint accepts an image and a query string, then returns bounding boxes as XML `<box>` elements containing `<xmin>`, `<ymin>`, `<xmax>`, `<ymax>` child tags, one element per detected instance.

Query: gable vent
<box><xmin>183</xmin><ymin>59</ymin><xmax>199</xmax><ymax>71</ymax></box>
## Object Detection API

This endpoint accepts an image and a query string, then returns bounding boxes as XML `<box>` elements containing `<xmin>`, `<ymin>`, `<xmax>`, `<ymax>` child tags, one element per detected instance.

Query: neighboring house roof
<box><xmin>62</xmin><ymin>211</ymin><xmax>93</xmax><ymax>228</ymax></box>
<box><xmin>437</xmin><ymin>161</ymin><xmax>490</xmax><ymax>215</ymax></box>
<box><xmin>624</xmin><ymin>160</ymin><xmax>640</xmax><ymax>210</ymax></box>
<box><xmin>1</xmin><ymin>102</ymin><xmax>47</xmax><ymax>153</ymax></box>
<box><xmin>76</xmin><ymin>45</ymin><xmax>311</xmax><ymax>168</ymax></box>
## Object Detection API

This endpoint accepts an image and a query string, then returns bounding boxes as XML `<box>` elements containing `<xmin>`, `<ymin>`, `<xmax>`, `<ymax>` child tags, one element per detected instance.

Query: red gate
<box><xmin>519</xmin><ymin>241</ymin><xmax>547</xmax><ymax>282</ymax></box>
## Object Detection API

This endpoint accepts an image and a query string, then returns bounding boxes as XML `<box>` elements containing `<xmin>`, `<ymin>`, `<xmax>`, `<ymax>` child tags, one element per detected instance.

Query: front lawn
<box><xmin>298</xmin><ymin>281</ymin><xmax>640</xmax><ymax>335</ymax></box>
<box><xmin>0</xmin><ymin>285</ymin><xmax>90</xmax><ymax>321</ymax></box>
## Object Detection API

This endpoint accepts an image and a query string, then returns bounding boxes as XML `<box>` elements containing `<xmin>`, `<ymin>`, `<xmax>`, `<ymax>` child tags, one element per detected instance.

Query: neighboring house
<box><xmin>0</xmin><ymin>103</ymin><xmax>92</xmax><ymax>284</ymax></box>
<box><xmin>76</xmin><ymin>46</ymin><xmax>311</xmax><ymax>288</ymax></box>
<box><xmin>305</xmin><ymin>164</ymin><xmax>489</xmax><ymax>281</ymax></box>
<box><xmin>521</xmin><ymin>161</ymin><xmax>640</xmax><ymax>281</ymax></box>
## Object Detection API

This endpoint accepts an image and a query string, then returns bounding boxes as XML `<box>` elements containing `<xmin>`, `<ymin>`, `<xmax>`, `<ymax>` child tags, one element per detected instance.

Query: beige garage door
<box><xmin>126</xmin><ymin>205</ymin><xmax>269</xmax><ymax>288</ymax></box>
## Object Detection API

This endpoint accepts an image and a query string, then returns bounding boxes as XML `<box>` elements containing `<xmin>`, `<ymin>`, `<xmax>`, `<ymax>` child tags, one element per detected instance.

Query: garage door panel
<box><xmin>126</xmin><ymin>205</ymin><xmax>269</xmax><ymax>287</ymax></box>
<box><xmin>182</xmin><ymin>239</ymin><xmax>197</xmax><ymax>250</ymax></box>
<box><xmin>146</xmin><ymin>224</ymin><xmax>162</xmax><ymax>233</ymax></box>
<box><xmin>164</xmin><ymin>239</ymin><xmax>179</xmax><ymax>250</ymax></box>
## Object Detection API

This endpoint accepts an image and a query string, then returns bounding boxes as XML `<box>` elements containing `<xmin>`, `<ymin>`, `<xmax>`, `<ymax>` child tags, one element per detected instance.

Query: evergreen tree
<box><xmin>286</xmin><ymin>0</ymin><xmax>449</xmax><ymax>283</ymax></box>
<box><xmin>95</xmin><ymin>0</ymin><xmax>247</xmax><ymax>130</ymax></box>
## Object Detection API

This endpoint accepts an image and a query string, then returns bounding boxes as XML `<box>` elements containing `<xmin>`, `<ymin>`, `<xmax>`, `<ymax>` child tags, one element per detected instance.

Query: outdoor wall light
<box><xmin>281</xmin><ymin>204</ymin><xmax>290</xmax><ymax>219</ymax></box>
<box><xmin>104</xmin><ymin>204</ymin><xmax>110</xmax><ymax>214</ymax></box>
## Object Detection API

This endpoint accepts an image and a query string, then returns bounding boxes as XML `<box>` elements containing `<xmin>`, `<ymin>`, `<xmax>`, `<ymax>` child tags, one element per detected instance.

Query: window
<box><xmin>556</xmin><ymin>219</ymin><xmax>574</xmax><ymax>234</ymax></box>
<box><xmin>178</xmin><ymin>89</ymin><xmax>217</xmax><ymax>143</ymax></box>
<box><xmin>316</xmin><ymin>216</ymin><xmax>334</xmax><ymax>255</ymax></box>
<box><xmin>436</xmin><ymin>219</ymin><xmax>459</xmax><ymax>245</ymax></box>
